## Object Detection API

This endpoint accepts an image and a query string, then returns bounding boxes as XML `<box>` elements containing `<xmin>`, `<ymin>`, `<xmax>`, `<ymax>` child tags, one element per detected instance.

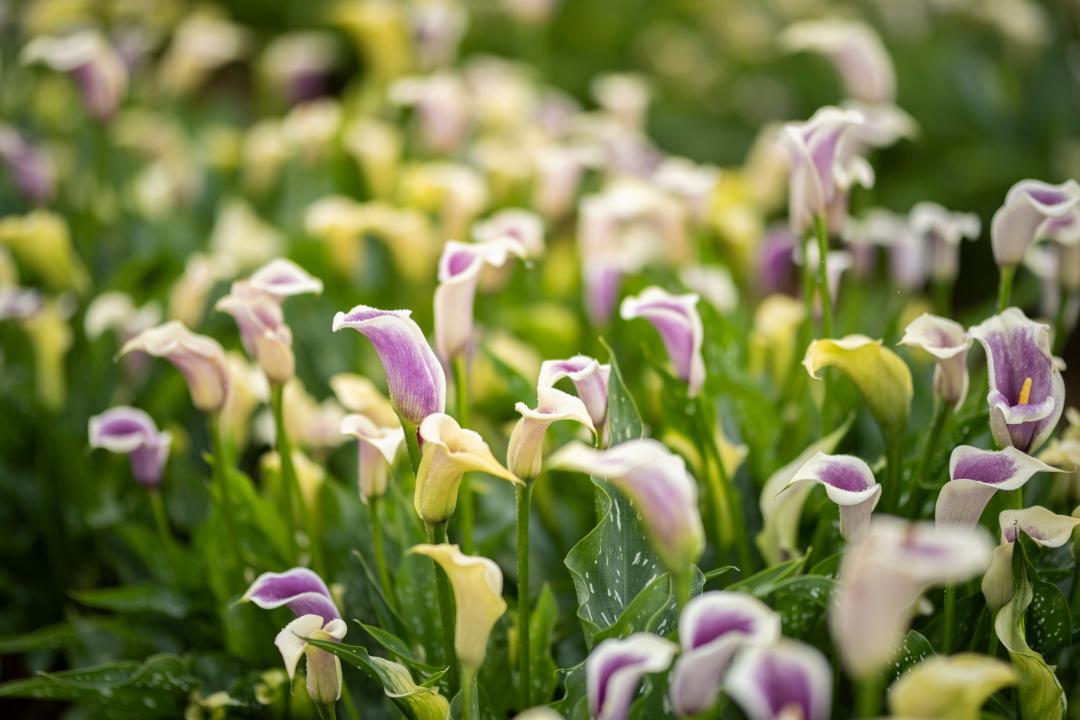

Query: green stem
<box><xmin>1053</xmin><ymin>289</ymin><xmax>1073</xmax><ymax>356</ymax></box>
<box><xmin>905</xmin><ymin>401</ymin><xmax>951</xmax><ymax>516</ymax></box>
<box><xmin>1010</xmin><ymin>486</ymin><xmax>1024</xmax><ymax>510</ymax></box>
<box><xmin>812</xmin><ymin>214</ymin><xmax>834</xmax><ymax>431</ymax></box>
<box><xmin>209</xmin><ymin>414</ymin><xmax>243</xmax><ymax>578</ymax></box>
<box><xmin>461</xmin><ymin>666</ymin><xmax>478</xmax><ymax>720</ymax></box>
<box><xmin>313</xmin><ymin>701</ymin><xmax>336</xmax><ymax>720</ymax></box>
<box><xmin>942</xmin><ymin>584</ymin><xmax>957</xmax><ymax>654</ymax></box>
<box><xmin>369</xmin><ymin>495</ymin><xmax>395</xmax><ymax>609</ymax></box>
<box><xmin>427</xmin><ymin>521</ymin><xmax>459</xmax><ymax>694</ymax></box>
<box><xmin>516</xmin><ymin>482</ymin><xmax>532</xmax><ymax>709</ymax></box>
<box><xmin>856</xmin><ymin>673</ymin><xmax>882</xmax><ymax>719</ymax></box>
<box><xmin>697</xmin><ymin>397</ymin><xmax>753</xmax><ymax>572</ymax></box>
<box><xmin>271</xmin><ymin>384</ymin><xmax>300</xmax><ymax>563</ymax></box>
<box><xmin>674</xmin><ymin>570</ymin><xmax>691</xmax><ymax>611</ymax></box>
<box><xmin>148</xmin><ymin>490</ymin><xmax>179</xmax><ymax>572</ymax></box>
<box><xmin>453</xmin><ymin>356</ymin><xmax>474</xmax><ymax>554</ymax></box>
<box><xmin>997</xmin><ymin>264</ymin><xmax>1016</xmax><ymax>312</ymax></box>
<box><xmin>799</xmin><ymin>232</ymin><xmax>816</xmax><ymax>348</ymax></box>
<box><xmin>933</xmin><ymin>278</ymin><xmax>953</xmax><ymax>316</ymax></box>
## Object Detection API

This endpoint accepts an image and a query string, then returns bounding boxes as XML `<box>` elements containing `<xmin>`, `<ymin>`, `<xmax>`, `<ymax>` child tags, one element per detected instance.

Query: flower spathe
<box><xmin>935</xmin><ymin>446</ymin><xmax>1061</xmax><ymax>526</ymax></box>
<box><xmin>779</xmin><ymin>19</ymin><xmax>895</xmax><ymax>103</ymax></box>
<box><xmin>548</xmin><ymin>439</ymin><xmax>704</xmax><ymax>575</ymax></box>
<box><xmin>88</xmin><ymin>406</ymin><xmax>172</xmax><ymax>489</ymax></box>
<box><xmin>899</xmin><ymin>313</ymin><xmax>972</xmax><ymax>409</ymax></box>
<box><xmin>414</xmin><ymin>413</ymin><xmax>520</xmax><ymax>524</ymax></box>
<box><xmin>786</xmin><ymin>452</ymin><xmax>880</xmax><ymax>542</ymax></box>
<box><xmin>982</xmin><ymin>506</ymin><xmax>1080</xmax><ymax>611</ymax></box>
<box><xmin>340</xmin><ymin>413</ymin><xmax>404</xmax><ymax>501</ymax></box>
<box><xmin>909</xmin><ymin>202</ymin><xmax>981</xmax><ymax>283</ymax></box>
<box><xmin>242</xmin><ymin>567</ymin><xmax>341</xmax><ymax>621</ymax></box>
<box><xmin>969</xmin><ymin>307</ymin><xmax>1065</xmax><ymax>453</ymax></box>
<box><xmin>888</xmin><ymin>654</ymin><xmax>1015</xmax><ymax>720</ymax></box>
<box><xmin>473</xmin><ymin>208</ymin><xmax>545</xmax><ymax>258</ymax></box>
<box><xmin>248</xmin><ymin>258</ymin><xmax>325</xmax><ymax>299</ymax></box>
<box><xmin>275</xmin><ymin>614</ymin><xmax>348</xmax><ymax>704</ymax></box>
<box><xmin>537</xmin><ymin>354</ymin><xmax>611</xmax><ymax>430</ymax></box>
<box><xmin>331</xmin><ymin>305</ymin><xmax>446</xmax><ymax>425</ymax></box>
<box><xmin>120</xmin><ymin>321</ymin><xmax>230</xmax><ymax>413</ymax></box>
<box><xmin>21</xmin><ymin>31</ymin><xmax>128</xmax><ymax>121</ymax></box>
<box><xmin>990</xmin><ymin>179</ymin><xmax>1080</xmax><ymax>266</ymax></box>
<box><xmin>410</xmin><ymin>543</ymin><xmax>506</xmax><ymax>670</ymax></box>
<box><xmin>669</xmin><ymin>592</ymin><xmax>781</xmax><ymax>717</ymax></box>
<box><xmin>216</xmin><ymin>282</ymin><xmax>295</xmax><ymax>384</ymax></box>
<box><xmin>620</xmin><ymin>287</ymin><xmax>705</xmax><ymax>397</ymax></box>
<box><xmin>506</xmin><ymin>387</ymin><xmax>594</xmax><ymax>480</ymax></box>
<box><xmin>725</xmin><ymin>640</ymin><xmax>832</xmax><ymax>720</ymax></box>
<box><xmin>586</xmin><ymin>632</ymin><xmax>677</xmax><ymax>720</ymax></box>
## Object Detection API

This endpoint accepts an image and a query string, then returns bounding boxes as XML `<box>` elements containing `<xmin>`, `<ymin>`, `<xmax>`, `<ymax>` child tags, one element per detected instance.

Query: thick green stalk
<box><xmin>856</xmin><ymin>673</ymin><xmax>882</xmax><ymax>719</ymax></box>
<box><xmin>148</xmin><ymin>490</ymin><xmax>179</xmax><ymax>571</ymax></box>
<box><xmin>369</xmin><ymin>494</ymin><xmax>395</xmax><ymax>608</ymax></box>
<box><xmin>942</xmin><ymin>584</ymin><xmax>957</xmax><ymax>654</ymax></box>
<box><xmin>461</xmin><ymin>666</ymin><xmax>479</xmax><ymax>720</ymax></box>
<box><xmin>997</xmin><ymin>264</ymin><xmax>1016</xmax><ymax>312</ymax></box>
<box><xmin>516</xmin><ymin>482</ymin><xmax>532</xmax><ymax>709</ymax></box>
<box><xmin>428</xmin><ymin>521</ymin><xmax>459</xmax><ymax>694</ymax></box>
<box><xmin>905</xmin><ymin>401</ymin><xmax>951</xmax><ymax>516</ymax></box>
<box><xmin>812</xmin><ymin>214</ymin><xmax>834</xmax><ymax>431</ymax></box>
<box><xmin>673</xmin><ymin>570</ymin><xmax>691</xmax><ymax>611</ymax></box>
<box><xmin>271</xmin><ymin>384</ymin><xmax>300</xmax><ymax>562</ymax></box>
<box><xmin>313</xmin><ymin>701</ymin><xmax>336</xmax><ymax>720</ymax></box>
<box><xmin>209</xmin><ymin>414</ymin><xmax>243</xmax><ymax>577</ymax></box>
<box><xmin>452</xmin><ymin>356</ymin><xmax>474</xmax><ymax>554</ymax></box>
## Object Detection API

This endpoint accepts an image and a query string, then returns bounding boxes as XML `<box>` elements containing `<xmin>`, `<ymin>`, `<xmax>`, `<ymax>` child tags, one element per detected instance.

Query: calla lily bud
<box><xmin>537</xmin><ymin>355</ymin><xmax>611</xmax><ymax>431</ymax></box>
<box><xmin>899</xmin><ymin>314</ymin><xmax>972</xmax><ymax>409</ymax></box>
<box><xmin>888</xmin><ymin>654</ymin><xmax>1015</xmax><ymax>720</ymax></box>
<box><xmin>803</xmin><ymin>335</ymin><xmax>913</xmax><ymax>440</ymax></box>
<box><xmin>548</xmin><ymin>439</ymin><xmax>704</xmax><ymax>575</ymax></box>
<box><xmin>84</xmin><ymin>292</ymin><xmax>162</xmax><ymax>342</ymax></box>
<box><xmin>473</xmin><ymin>209</ymin><xmax>545</xmax><ymax>259</ymax></box>
<box><xmin>669</xmin><ymin>592</ymin><xmax>781</xmax><ymax>717</ymax></box>
<box><xmin>991</xmin><ymin>179</ymin><xmax>1080</xmax><ymax>267</ymax></box>
<box><xmin>22</xmin><ymin>31</ymin><xmax>128</xmax><ymax>121</ymax></box>
<box><xmin>935</xmin><ymin>446</ymin><xmax>1061</xmax><ymax>526</ymax></box>
<box><xmin>415</xmin><ymin>413</ymin><xmax>520</xmax><ymax>524</ymax></box>
<box><xmin>340</xmin><ymin>413</ymin><xmax>404</xmax><ymax>502</ymax></box>
<box><xmin>243</xmin><ymin>567</ymin><xmax>341</xmax><ymax>621</ymax></box>
<box><xmin>332</xmin><ymin>305</ymin><xmax>446</xmax><ymax>426</ymax></box>
<box><xmin>410</xmin><ymin>543</ymin><xmax>507</xmax><ymax>670</ymax></box>
<box><xmin>248</xmin><ymin>258</ymin><xmax>324</xmax><ymax>299</ymax></box>
<box><xmin>586</xmin><ymin>633</ymin><xmax>677</xmax><ymax>720</ymax></box>
<box><xmin>909</xmin><ymin>202</ymin><xmax>980</xmax><ymax>283</ymax></box>
<box><xmin>274</xmin><ymin>614</ymin><xmax>348</xmax><ymax>704</ymax></box>
<box><xmin>88</xmin><ymin>406</ymin><xmax>172</xmax><ymax>489</ymax></box>
<box><xmin>216</xmin><ymin>282</ymin><xmax>295</xmax><ymax>384</ymax></box>
<box><xmin>507</xmin><ymin>387</ymin><xmax>594</xmax><ymax>480</ymax></box>
<box><xmin>779</xmin><ymin>19</ymin><xmax>895</xmax><ymax>103</ymax></box>
<box><xmin>787</xmin><ymin>452</ymin><xmax>881</xmax><ymax>542</ymax></box>
<box><xmin>620</xmin><ymin>287</ymin><xmax>705</xmax><ymax>397</ymax></box>
<box><xmin>830</xmin><ymin>517</ymin><xmax>993</xmax><ymax>677</ymax></box>
<box><xmin>982</xmin><ymin>506</ymin><xmax>1080</xmax><ymax>611</ymax></box>
<box><xmin>726</xmin><ymin>640</ymin><xmax>832</xmax><ymax>720</ymax></box>
<box><xmin>969</xmin><ymin>308</ymin><xmax>1065</xmax><ymax>453</ymax></box>
<box><xmin>120</xmin><ymin>321</ymin><xmax>230</xmax><ymax>413</ymax></box>
<box><xmin>433</xmin><ymin>238</ymin><xmax>526</xmax><ymax>361</ymax></box>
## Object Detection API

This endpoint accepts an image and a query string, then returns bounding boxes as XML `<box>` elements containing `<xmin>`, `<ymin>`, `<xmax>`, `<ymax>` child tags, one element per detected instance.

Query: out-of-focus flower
<box><xmin>408</xmin><ymin>0</ymin><xmax>468</xmax><ymax>70</ymax></box>
<box><xmin>208</xmin><ymin>200</ymin><xmax>284</xmax><ymax>277</ymax></box>
<box><xmin>157</xmin><ymin>11</ymin><xmax>250</xmax><ymax>96</ymax></box>
<box><xmin>332</xmin><ymin>305</ymin><xmax>446</xmax><ymax>426</ymax></box>
<box><xmin>414</xmin><ymin>413</ymin><xmax>520</xmax><ymax>524</ymax></box>
<box><xmin>586</xmin><ymin>633</ymin><xmax>677</xmax><ymax>720</ymax></box>
<box><xmin>473</xmin><ymin>209</ymin><xmax>545</xmax><ymax>259</ymax></box>
<box><xmin>888</xmin><ymin>654</ymin><xmax>1015</xmax><ymax>720</ymax></box>
<box><xmin>549</xmin><ymin>439</ymin><xmax>704</xmax><ymax>575</ymax></box>
<box><xmin>1039</xmin><ymin>407</ymin><xmax>1080</xmax><ymax>503</ymax></box>
<box><xmin>391</xmin><ymin>73</ymin><xmax>470</xmax><ymax>155</ymax></box>
<box><xmin>991</xmin><ymin>179</ymin><xmax>1080</xmax><ymax>267</ymax></box>
<box><xmin>756</xmin><ymin>225</ymin><xmax>799</xmax><ymax>295</ymax></box>
<box><xmin>219</xmin><ymin>352</ymin><xmax>269</xmax><ymax>451</ymax></box>
<box><xmin>120</xmin><ymin>321</ymin><xmax>229</xmax><ymax>413</ymax></box>
<box><xmin>726</xmin><ymin>640</ymin><xmax>832</xmax><ymax>720</ymax></box>
<box><xmin>982</xmin><ymin>505</ymin><xmax>1080</xmax><ymax>610</ymax></box>
<box><xmin>844</xmin><ymin>101</ymin><xmax>918</xmax><ymax>149</ymax></box>
<box><xmin>243</xmin><ymin>120</ymin><xmax>288</xmax><ymax>192</ymax></box>
<box><xmin>275</xmin><ymin>379</ymin><xmax>346</xmax><ymax>450</ymax></box>
<box><xmin>167</xmin><ymin>253</ymin><xmax>220</xmax><ymax>327</ymax></box>
<box><xmin>537</xmin><ymin>355</ymin><xmax>611</xmax><ymax>431</ymax></box>
<box><xmin>434</xmin><ymin>238</ymin><xmax>526</xmax><ymax>361</ymax></box>
<box><xmin>936</xmin><ymin>446</ymin><xmax>1060</xmax><ymax>526</ymax></box>
<box><xmin>503</xmin><ymin>0</ymin><xmax>559</xmax><ymax>24</ymax></box>
<box><xmin>0</xmin><ymin>125</ymin><xmax>55</xmax><ymax>203</ymax></box>
<box><xmin>410</xmin><ymin>543</ymin><xmax>506</xmax><ymax>671</ymax></box>
<box><xmin>340</xmin><ymin>413</ymin><xmax>404</xmax><ymax>502</ymax></box>
<box><xmin>248</xmin><ymin>259</ymin><xmax>324</xmax><ymax>300</ymax></box>
<box><xmin>88</xmin><ymin>406</ymin><xmax>171</xmax><ymax>489</ymax></box>
<box><xmin>532</xmin><ymin>143</ymin><xmax>596</xmax><ymax>221</ymax></box>
<box><xmin>22</xmin><ymin>30</ymin><xmax>127</xmax><ymax>120</ymax></box>
<box><xmin>899</xmin><ymin>314</ymin><xmax>972</xmax><ymax>410</ymax></box>
<box><xmin>330</xmin><ymin>374</ymin><xmax>400</xmax><ymax>427</ymax></box>
<box><xmin>592</xmin><ymin>73</ymin><xmax>650</xmax><ymax>131</ymax></box>
<box><xmin>0</xmin><ymin>287</ymin><xmax>43</xmax><ymax>320</ymax></box>
<box><xmin>910</xmin><ymin>202</ymin><xmax>981</xmax><ymax>283</ymax></box>
<box><xmin>216</xmin><ymin>284</ymin><xmax>294</xmax><ymax>385</ymax></box>
<box><xmin>84</xmin><ymin>292</ymin><xmax>161</xmax><ymax>342</ymax></box>
<box><xmin>262</xmin><ymin>448</ymin><xmax>327</xmax><ymax>512</ymax></box>
<box><xmin>779</xmin><ymin>19</ymin><xmax>895</xmax><ymax>103</ymax></box>
<box><xmin>749</xmin><ymin>294</ymin><xmax>806</xmax><ymax>386</ymax></box>
<box><xmin>844</xmin><ymin>208</ymin><xmax>926</xmax><ymax>289</ymax></box>
<box><xmin>680</xmin><ymin>265</ymin><xmax>737</xmax><ymax>313</ymax></box>
<box><xmin>0</xmin><ymin>210</ymin><xmax>89</xmax><ymax>292</ymax></box>
<box><xmin>669</xmin><ymin>592</ymin><xmax>780</xmax><ymax>717</ymax></box>
<box><xmin>830</xmin><ymin>517</ymin><xmax>993</xmax><ymax>677</ymax></box>
<box><xmin>803</xmin><ymin>335</ymin><xmax>913</xmax><ymax>440</ymax></box>
<box><xmin>261</xmin><ymin>31</ymin><xmax>340</xmax><ymax>105</ymax></box>
<box><xmin>653</xmin><ymin>157</ymin><xmax>720</xmax><ymax>224</ymax></box>
<box><xmin>787</xmin><ymin>452</ymin><xmax>880</xmax><ymax>541</ymax></box>
<box><xmin>334</xmin><ymin>0</ymin><xmax>412</xmax><ymax>81</ymax></box>
<box><xmin>969</xmin><ymin>307</ymin><xmax>1064</xmax><ymax>453</ymax></box>
<box><xmin>343</xmin><ymin>118</ymin><xmax>402</xmax><ymax>200</ymax></box>
<box><xmin>620</xmin><ymin>287</ymin><xmax>705</xmax><ymax>397</ymax></box>
<box><xmin>507</xmin><ymin>387</ymin><xmax>594</xmax><ymax>480</ymax></box>
<box><xmin>795</xmin><ymin>243</ymin><xmax>852</xmax><ymax>310</ymax></box>
<box><xmin>21</xmin><ymin>297</ymin><xmax>72</xmax><ymax>411</ymax></box>
<box><xmin>400</xmin><ymin>162</ymin><xmax>489</xmax><ymax>241</ymax></box>
<box><xmin>781</xmin><ymin>107</ymin><xmax>874</xmax><ymax>234</ymax></box>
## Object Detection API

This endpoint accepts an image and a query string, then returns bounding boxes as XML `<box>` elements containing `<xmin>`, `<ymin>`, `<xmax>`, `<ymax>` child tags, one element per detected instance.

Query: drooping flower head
<box><xmin>726</xmin><ymin>640</ymin><xmax>832</xmax><ymax>720</ymax></box>
<box><xmin>969</xmin><ymin>307</ymin><xmax>1065</xmax><ymax>453</ymax></box>
<box><xmin>991</xmin><ymin>179</ymin><xmax>1080</xmax><ymax>267</ymax></box>
<box><xmin>586</xmin><ymin>633</ymin><xmax>677</xmax><ymax>720</ymax></box>
<box><xmin>248</xmin><ymin>258</ymin><xmax>325</xmax><ymax>299</ymax></box>
<box><xmin>216</xmin><ymin>283</ymin><xmax>295</xmax><ymax>384</ymax></box>
<box><xmin>982</xmin><ymin>506</ymin><xmax>1080</xmax><ymax>611</ymax></box>
<box><xmin>88</xmin><ymin>406</ymin><xmax>172</xmax><ymax>489</ymax></box>
<box><xmin>507</xmin><ymin>387</ymin><xmax>594</xmax><ymax>480</ymax></box>
<box><xmin>786</xmin><ymin>452</ymin><xmax>880</xmax><ymax>542</ymax></box>
<box><xmin>340</xmin><ymin>413</ymin><xmax>404</xmax><ymax>502</ymax></box>
<box><xmin>899</xmin><ymin>313</ymin><xmax>972</xmax><ymax>410</ymax></box>
<box><xmin>22</xmin><ymin>31</ymin><xmax>128</xmax><ymax>121</ymax></box>
<box><xmin>473</xmin><ymin>209</ymin><xmax>545</xmax><ymax>258</ymax></box>
<box><xmin>909</xmin><ymin>202</ymin><xmax>981</xmax><ymax>283</ymax></box>
<box><xmin>120</xmin><ymin>321</ymin><xmax>230</xmax><ymax>413</ymax></box>
<box><xmin>537</xmin><ymin>355</ymin><xmax>611</xmax><ymax>431</ymax></box>
<box><xmin>620</xmin><ymin>287</ymin><xmax>705</xmax><ymax>397</ymax></box>
<box><xmin>779</xmin><ymin>19</ymin><xmax>895</xmax><ymax>103</ymax></box>
<box><xmin>935</xmin><ymin>446</ymin><xmax>1061</xmax><ymax>526</ymax></box>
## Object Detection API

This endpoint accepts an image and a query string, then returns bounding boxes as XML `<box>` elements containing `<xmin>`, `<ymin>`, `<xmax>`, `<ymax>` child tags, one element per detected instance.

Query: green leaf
<box><xmin>358</xmin><ymin>621</ymin><xmax>441</xmax><ymax>674</ymax></box>
<box><xmin>71</xmin><ymin>584</ymin><xmax>190</xmax><ymax>619</ymax></box>
<box><xmin>1026</xmin><ymin>580</ymin><xmax>1071</xmax><ymax>659</ymax></box>
<box><xmin>888</xmin><ymin>630</ymin><xmax>934</xmax><ymax>683</ymax></box>
<box><xmin>595</xmin><ymin>569</ymin><xmax>705</xmax><ymax>644</ymax></box>
<box><xmin>763</xmin><ymin>575</ymin><xmax>835</xmax><ymax>640</ymax></box>
<box><xmin>528</xmin><ymin>585</ymin><xmax>560</xmax><ymax>706</ymax></box>
<box><xmin>0</xmin><ymin>622</ymin><xmax>77</xmax><ymax>654</ymax></box>
<box><xmin>729</xmin><ymin>553</ymin><xmax>807</xmax><ymax>597</ymax></box>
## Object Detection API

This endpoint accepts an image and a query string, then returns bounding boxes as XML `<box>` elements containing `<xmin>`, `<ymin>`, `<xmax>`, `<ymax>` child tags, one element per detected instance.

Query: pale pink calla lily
<box><xmin>340</xmin><ymin>414</ymin><xmax>405</xmax><ymax>501</ymax></box>
<box><xmin>537</xmin><ymin>355</ymin><xmax>611</xmax><ymax>431</ymax></box>
<box><xmin>935</xmin><ymin>446</ymin><xmax>1061</xmax><ymax>526</ymax></box>
<box><xmin>216</xmin><ymin>282</ymin><xmax>295</xmax><ymax>384</ymax></box>
<box><xmin>899</xmin><ymin>313</ymin><xmax>972</xmax><ymax>410</ymax></box>
<box><xmin>120</xmin><ymin>321</ymin><xmax>230</xmax><ymax>413</ymax></box>
<box><xmin>991</xmin><ymin>179</ymin><xmax>1080</xmax><ymax>266</ymax></box>
<box><xmin>620</xmin><ymin>287</ymin><xmax>705</xmax><ymax>397</ymax></box>
<box><xmin>786</xmin><ymin>452</ymin><xmax>880</xmax><ymax>542</ymax></box>
<box><xmin>910</xmin><ymin>202</ymin><xmax>981</xmax><ymax>283</ymax></box>
<box><xmin>22</xmin><ymin>31</ymin><xmax>128</xmax><ymax>121</ymax></box>
<box><xmin>248</xmin><ymin>258</ymin><xmax>324</xmax><ymax>299</ymax></box>
<box><xmin>507</xmin><ymin>387</ymin><xmax>594</xmax><ymax>480</ymax></box>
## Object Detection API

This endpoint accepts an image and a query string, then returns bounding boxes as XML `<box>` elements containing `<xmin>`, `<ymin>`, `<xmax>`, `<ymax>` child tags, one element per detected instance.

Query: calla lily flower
<box><xmin>248</xmin><ymin>258</ymin><xmax>324</xmax><ymax>299</ymax></box>
<box><xmin>0</xmin><ymin>125</ymin><xmax>55</xmax><ymax>204</ymax></box>
<box><xmin>434</xmin><ymin>238</ymin><xmax>526</xmax><ymax>361</ymax></box>
<box><xmin>779</xmin><ymin>19</ymin><xmax>895</xmax><ymax>103</ymax></box>
<box><xmin>982</xmin><ymin>506</ymin><xmax>1080</xmax><ymax>611</ymax></box>
<box><xmin>669</xmin><ymin>592</ymin><xmax>781</xmax><ymax>717</ymax></box>
<box><xmin>473</xmin><ymin>209</ymin><xmax>545</xmax><ymax>259</ymax></box>
<box><xmin>680</xmin><ymin>265</ymin><xmax>737</xmax><ymax>313</ymax></box>
<box><xmin>725</xmin><ymin>640</ymin><xmax>832</xmax><ymax>720</ymax></box>
<box><xmin>340</xmin><ymin>413</ymin><xmax>404</xmax><ymax>502</ymax></box>
<box><xmin>620</xmin><ymin>287</ymin><xmax>705</xmax><ymax>397</ymax></box>
<box><xmin>786</xmin><ymin>452</ymin><xmax>881</xmax><ymax>541</ymax></box>
<box><xmin>803</xmin><ymin>335</ymin><xmax>913</xmax><ymax>440</ymax></box>
<box><xmin>415</xmin><ymin>413</ymin><xmax>520</xmax><ymax>524</ymax></box>
<box><xmin>548</xmin><ymin>439</ymin><xmax>704</xmax><ymax>575</ymax></box>
<box><xmin>750</xmin><ymin>295</ymin><xmax>806</xmax><ymax>386</ymax></box>
<box><xmin>537</xmin><ymin>355</ymin><xmax>611</xmax><ymax>431</ymax></box>
<box><xmin>507</xmin><ymin>387</ymin><xmax>594</xmax><ymax>480</ymax></box>
<box><xmin>243</xmin><ymin>567</ymin><xmax>341</xmax><ymax>621</ymax></box>
<box><xmin>329</xmin><ymin>373</ymin><xmax>400</xmax><ymax>427</ymax></box>
<box><xmin>216</xmin><ymin>283</ymin><xmax>295</xmax><ymax>384</ymax></box>
<box><xmin>969</xmin><ymin>307</ymin><xmax>1065</xmax><ymax>453</ymax></box>
<box><xmin>888</xmin><ymin>654</ymin><xmax>1015</xmax><ymax>720</ymax></box>
<box><xmin>909</xmin><ymin>202</ymin><xmax>981</xmax><ymax>283</ymax></box>
<box><xmin>410</xmin><ymin>543</ymin><xmax>506</xmax><ymax>670</ymax></box>
<box><xmin>935</xmin><ymin>446</ymin><xmax>1061</xmax><ymax>526</ymax></box>
<box><xmin>88</xmin><ymin>406</ymin><xmax>172</xmax><ymax>489</ymax></box>
<box><xmin>332</xmin><ymin>305</ymin><xmax>446</xmax><ymax>426</ymax></box>
<box><xmin>22</xmin><ymin>31</ymin><xmax>128</xmax><ymax>121</ymax></box>
<box><xmin>990</xmin><ymin>179</ymin><xmax>1080</xmax><ymax>266</ymax></box>
<box><xmin>586</xmin><ymin>633</ymin><xmax>677</xmax><ymax>720</ymax></box>
<box><xmin>84</xmin><ymin>292</ymin><xmax>162</xmax><ymax>343</ymax></box>
<box><xmin>780</xmin><ymin>106</ymin><xmax>874</xmax><ymax>234</ymax></box>
<box><xmin>120</xmin><ymin>321</ymin><xmax>230</xmax><ymax>413</ymax></box>
<box><xmin>899</xmin><ymin>314</ymin><xmax>972</xmax><ymax>410</ymax></box>
<box><xmin>830</xmin><ymin>517</ymin><xmax>993</xmax><ymax>677</ymax></box>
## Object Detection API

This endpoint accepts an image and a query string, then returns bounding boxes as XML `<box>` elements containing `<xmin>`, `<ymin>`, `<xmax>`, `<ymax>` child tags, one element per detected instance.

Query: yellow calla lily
<box><xmin>889</xmin><ymin>654</ymin><xmax>1015</xmax><ymax>720</ymax></box>
<box><xmin>750</xmin><ymin>295</ymin><xmax>806</xmax><ymax>386</ymax></box>
<box><xmin>21</xmin><ymin>297</ymin><xmax>72</xmax><ymax>412</ymax></box>
<box><xmin>0</xmin><ymin>210</ymin><xmax>88</xmax><ymax>292</ymax></box>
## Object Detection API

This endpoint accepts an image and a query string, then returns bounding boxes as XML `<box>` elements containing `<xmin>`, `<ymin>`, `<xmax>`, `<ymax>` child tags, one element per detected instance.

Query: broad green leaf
<box><xmin>551</xmin><ymin>661</ymin><xmax>589</xmax><ymax>720</ymax></box>
<box><xmin>595</xmin><ymin>569</ymin><xmax>705</xmax><ymax>644</ymax></box>
<box><xmin>1026</xmin><ymin>580</ymin><xmax>1071</xmax><ymax>658</ymax></box>
<box><xmin>71</xmin><ymin>584</ymin><xmax>189</xmax><ymax>619</ymax></box>
<box><xmin>889</xmin><ymin>630</ymin><xmax>934</xmax><ymax>683</ymax></box>
<box><xmin>764</xmin><ymin>575</ymin><xmax>835</xmax><ymax>640</ymax></box>
<box><xmin>0</xmin><ymin>622</ymin><xmax>76</xmax><ymax>654</ymax></box>
<box><xmin>528</xmin><ymin>585</ymin><xmax>560</xmax><ymax>706</ymax></box>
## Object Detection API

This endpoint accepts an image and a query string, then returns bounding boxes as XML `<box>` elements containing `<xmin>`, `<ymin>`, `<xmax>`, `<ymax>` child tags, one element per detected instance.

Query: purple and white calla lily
<box><xmin>909</xmin><ymin>202</ymin><xmax>980</xmax><ymax>283</ymax></box>
<box><xmin>669</xmin><ymin>592</ymin><xmax>781</xmax><ymax>717</ymax></box>
<box><xmin>725</xmin><ymin>640</ymin><xmax>832</xmax><ymax>720</ymax></box>
<box><xmin>88</xmin><ymin>406</ymin><xmax>172</xmax><ymax>489</ymax></box>
<box><xmin>779</xmin><ymin>19</ymin><xmax>895</xmax><ymax>104</ymax></box>
<box><xmin>340</xmin><ymin>413</ymin><xmax>405</xmax><ymax>502</ymax></box>
<box><xmin>216</xmin><ymin>282</ymin><xmax>295</xmax><ymax>384</ymax></box>
<box><xmin>473</xmin><ymin>209</ymin><xmax>545</xmax><ymax>259</ymax></box>
<box><xmin>991</xmin><ymin>179</ymin><xmax>1080</xmax><ymax>267</ymax></box>
<box><xmin>120</xmin><ymin>321</ymin><xmax>230</xmax><ymax>413</ymax></box>
<box><xmin>786</xmin><ymin>452</ymin><xmax>880</xmax><ymax>542</ymax></box>
<box><xmin>899</xmin><ymin>314</ymin><xmax>972</xmax><ymax>410</ymax></box>
<box><xmin>982</xmin><ymin>506</ymin><xmax>1080</xmax><ymax>611</ymax></box>
<box><xmin>586</xmin><ymin>633</ymin><xmax>677</xmax><ymax>720</ymax></box>
<box><xmin>507</xmin><ymin>387</ymin><xmax>594</xmax><ymax>480</ymax></box>
<box><xmin>538</xmin><ymin>355</ymin><xmax>611</xmax><ymax>432</ymax></box>
<box><xmin>21</xmin><ymin>31</ymin><xmax>128</xmax><ymax>121</ymax></box>
<box><xmin>620</xmin><ymin>287</ymin><xmax>705</xmax><ymax>397</ymax></box>
<box><xmin>935</xmin><ymin>446</ymin><xmax>1061</xmax><ymax>526</ymax></box>
<box><xmin>969</xmin><ymin>307</ymin><xmax>1065</xmax><ymax>453</ymax></box>
<box><xmin>243</xmin><ymin>567</ymin><xmax>341</xmax><ymax>621</ymax></box>
<box><xmin>248</xmin><ymin>258</ymin><xmax>324</xmax><ymax>300</ymax></box>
